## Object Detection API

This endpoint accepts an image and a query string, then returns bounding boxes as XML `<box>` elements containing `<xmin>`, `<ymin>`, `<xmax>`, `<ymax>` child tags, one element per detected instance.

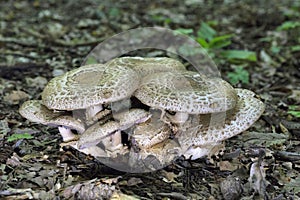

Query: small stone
<box><xmin>282</xmin><ymin>162</ymin><xmax>293</xmax><ymax>170</ymax></box>
<box><xmin>220</xmin><ymin>175</ymin><xmax>243</xmax><ymax>200</ymax></box>
<box><xmin>52</xmin><ymin>69</ymin><xmax>65</xmax><ymax>77</ymax></box>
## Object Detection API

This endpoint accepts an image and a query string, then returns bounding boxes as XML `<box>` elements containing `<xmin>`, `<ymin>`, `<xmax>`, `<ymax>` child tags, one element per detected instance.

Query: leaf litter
<box><xmin>0</xmin><ymin>0</ymin><xmax>300</xmax><ymax>199</ymax></box>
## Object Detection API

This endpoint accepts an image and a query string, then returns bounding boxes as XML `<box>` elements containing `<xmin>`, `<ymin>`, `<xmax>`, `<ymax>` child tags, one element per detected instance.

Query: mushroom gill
<box><xmin>19</xmin><ymin>100</ymin><xmax>85</xmax><ymax>142</ymax></box>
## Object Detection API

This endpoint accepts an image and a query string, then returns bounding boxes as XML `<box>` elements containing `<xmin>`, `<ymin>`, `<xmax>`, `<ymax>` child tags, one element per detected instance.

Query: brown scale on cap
<box><xmin>41</xmin><ymin>64</ymin><xmax>140</xmax><ymax>120</ymax></box>
<box><xmin>106</xmin><ymin>57</ymin><xmax>186</xmax><ymax>77</ymax></box>
<box><xmin>135</xmin><ymin>71</ymin><xmax>238</xmax><ymax>124</ymax></box>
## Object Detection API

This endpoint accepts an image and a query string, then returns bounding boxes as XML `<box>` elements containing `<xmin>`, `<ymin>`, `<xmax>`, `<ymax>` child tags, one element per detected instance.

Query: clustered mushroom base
<box><xmin>19</xmin><ymin>57</ymin><xmax>265</xmax><ymax>169</ymax></box>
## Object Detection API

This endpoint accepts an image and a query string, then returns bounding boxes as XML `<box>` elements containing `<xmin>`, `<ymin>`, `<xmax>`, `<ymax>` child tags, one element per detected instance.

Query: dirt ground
<box><xmin>0</xmin><ymin>0</ymin><xmax>300</xmax><ymax>199</ymax></box>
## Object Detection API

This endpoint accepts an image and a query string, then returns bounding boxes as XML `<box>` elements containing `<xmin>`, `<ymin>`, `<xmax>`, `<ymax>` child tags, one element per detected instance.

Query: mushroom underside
<box><xmin>178</xmin><ymin>88</ymin><xmax>265</xmax><ymax>159</ymax></box>
<box><xmin>19</xmin><ymin>100</ymin><xmax>85</xmax><ymax>142</ymax></box>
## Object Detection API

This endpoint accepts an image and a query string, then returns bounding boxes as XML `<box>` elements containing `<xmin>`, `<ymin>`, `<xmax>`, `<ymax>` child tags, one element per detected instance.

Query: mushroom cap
<box><xmin>106</xmin><ymin>57</ymin><xmax>186</xmax><ymax>77</ymax></box>
<box><xmin>136</xmin><ymin>139</ymin><xmax>181</xmax><ymax>164</ymax></box>
<box><xmin>19</xmin><ymin>100</ymin><xmax>85</xmax><ymax>133</ymax></box>
<box><xmin>179</xmin><ymin>88</ymin><xmax>265</xmax><ymax>148</ymax></box>
<box><xmin>77</xmin><ymin>121</ymin><xmax>120</xmax><ymax>149</ymax></box>
<box><xmin>132</xmin><ymin>121</ymin><xmax>171</xmax><ymax>149</ymax></box>
<box><xmin>42</xmin><ymin>64</ymin><xmax>140</xmax><ymax>110</ymax></box>
<box><xmin>135</xmin><ymin>71</ymin><xmax>237</xmax><ymax>114</ymax></box>
<box><xmin>113</xmin><ymin>108</ymin><xmax>151</xmax><ymax>130</ymax></box>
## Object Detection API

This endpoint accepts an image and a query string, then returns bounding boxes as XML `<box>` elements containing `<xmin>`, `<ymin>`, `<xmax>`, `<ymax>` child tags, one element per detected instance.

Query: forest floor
<box><xmin>0</xmin><ymin>0</ymin><xmax>300</xmax><ymax>199</ymax></box>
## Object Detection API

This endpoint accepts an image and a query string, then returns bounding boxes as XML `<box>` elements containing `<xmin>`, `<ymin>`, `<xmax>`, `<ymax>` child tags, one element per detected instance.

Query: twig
<box><xmin>0</xmin><ymin>50</ymin><xmax>39</xmax><ymax>59</ymax></box>
<box><xmin>0</xmin><ymin>37</ymin><xmax>38</xmax><ymax>47</ymax></box>
<box><xmin>274</xmin><ymin>151</ymin><xmax>300</xmax><ymax>161</ymax></box>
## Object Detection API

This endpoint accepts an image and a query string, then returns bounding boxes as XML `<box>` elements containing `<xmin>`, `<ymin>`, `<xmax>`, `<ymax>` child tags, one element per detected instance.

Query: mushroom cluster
<box><xmin>19</xmin><ymin>57</ymin><xmax>265</xmax><ymax>166</ymax></box>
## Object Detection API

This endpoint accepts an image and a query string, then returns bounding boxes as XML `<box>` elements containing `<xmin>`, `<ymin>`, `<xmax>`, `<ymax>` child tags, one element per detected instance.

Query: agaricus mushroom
<box><xmin>180</xmin><ymin>88</ymin><xmax>265</xmax><ymax>160</ymax></box>
<box><xmin>112</xmin><ymin>108</ymin><xmax>152</xmax><ymax>130</ymax></box>
<box><xmin>77</xmin><ymin>109</ymin><xmax>152</xmax><ymax>154</ymax></box>
<box><xmin>41</xmin><ymin>64</ymin><xmax>140</xmax><ymax>121</ymax></box>
<box><xmin>106</xmin><ymin>57</ymin><xmax>186</xmax><ymax>77</ymax></box>
<box><xmin>19</xmin><ymin>100</ymin><xmax>85</xmax><ymax>142</ymax></box>
<box><xmin>132</xmin><ymin>120</ymin><xmax>171</xmax><ymax>149</ymax></box>
<box><xmin>135</xmin><ymin>71</ymin><xmax>237</xmax><ymax>124</ymax></box>
<box><xmin>77</xmin><ymin>121</ymin><xmax>120</xmax><ymax>150</ymax></box>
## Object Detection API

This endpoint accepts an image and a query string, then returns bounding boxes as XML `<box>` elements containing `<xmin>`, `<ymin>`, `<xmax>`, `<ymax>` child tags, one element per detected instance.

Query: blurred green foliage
<box><xmin>7</xmin><ymin>133</ymin><xmax>34</xmax><ymax>142</ymax></box>
<box><xmin>276</xmin><ymin>21</ymin><xmax>300</xmax><ymax>31</ymax></box>
<box><xmin>175</xmin><ymin>22</ymin><xmax>256</xmax><ymax>84</ymax></box>
<box><xmin>227</xmin><ymin>66</ymin><xmax>249</xmax><ymax>85</ymax></box>
<box><xmin>175</xmin><ymin>22</ymin><xmax>257</xmax><ymax>63</ymax></box>
<box><xmin>288</xmin><ymin>105</ymin><xmax>300</xmax><ymax>118</ymax></box>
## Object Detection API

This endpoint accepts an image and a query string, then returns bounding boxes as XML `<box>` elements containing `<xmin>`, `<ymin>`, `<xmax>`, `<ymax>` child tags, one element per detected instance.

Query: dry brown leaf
<box><xmin>126</xmin><ymin>177</ymin><xmax>143</xmax><ymax>186</ymax></box>
<box><xmin>218</xmin><ymin>160</ymin><xmax>238</xmax><ymax>171</ymax></box>
<box><xmin>161</xmin><ymin>170</ymin><xmax>179</xmax><ymax>183</ymax></box>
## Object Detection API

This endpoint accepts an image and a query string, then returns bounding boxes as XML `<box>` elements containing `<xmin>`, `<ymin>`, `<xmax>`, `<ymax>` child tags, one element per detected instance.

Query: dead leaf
<box><xmin>3</xmin><ymin>90</ymin><xmax>29</xmax><ymax>105</ymax></box>
<box><xmin>161</xmin><ymin>170</ymin><xmax>179</xmax><ymax>183</ymax></box>
<box><xmin>126</xmin><ymin>177</ymin><xmax>143</xmax><ymax>186</ymax></box>
<box><xmin>100</xmin><ymin>176</ymin><xmax>122</xmax><ymax>185</ymax></box>
<box><xmin>218</xmin><ymin>160</ymin><xmax>238</xmax><ymax>172</ymax></box>
<box><xmin>62</xmin><ymin>178</ymin><xmax>116</xmax><ymax>199</ymax></box>
<box><xmin>25</xmin><ymin>76</ymin><xmax>47</xmax><ymax>89</ymax></box>
<box><xmin>283</xmin><ymin>176</ymin><xmax>300</xmax><ymax>193</ymax></box>
<box><xmin>248</xmin><ymin>161</ymin><xmax>268</xmax><ymax>197</ymax></box>
<box><xmin>6</xmin><ymin>154</ymin><xmax>21</xmax><ymax>167</ymax></box>
<box><xmin>237</xmin><ymin>132</ymin><xmax>288</xmax><ymax>148</ymax></box>
<box><xmin>0</xmin><ymin>119</ymin><xmax>11</xmax><ymax>137</ymax></box>
<box><xmin>288</xmin><ymin>90</ymin><xmax>300</xmax><ymax>103</ymax></box>
<box><xmin>110</xmin><ymin>191</ymin><xmax>141</xmax><ymax>200</ymax></box>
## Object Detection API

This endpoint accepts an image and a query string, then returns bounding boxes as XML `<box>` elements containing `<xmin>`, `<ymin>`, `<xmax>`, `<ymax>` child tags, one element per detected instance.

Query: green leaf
<box><xmin>220</xmin><ymin>50</ymin><xmax>257</xmax><ymax>62</ymax></box>
<box><xmin>85</xmin><ymin>56</ymin><xmax>98</xmax><ymax>65</ymax></box>
<box><xmin>270</xmin><ymin>46</ymin><xmax>281</xmax><ymax>54</ymax></box>
<box><xmin>197</xmin><ymin>22</ymin><xmax>216</xmax><ymax>41</ymax></box>
<box><xmin>163</xmin><ymin>18</ymin><xmax>172</xmax><ymax>24</ymax></box>
<box><xmin>174</xmin><ymin>28</ymin><xmax>194</xmax><ymax>36</ymax></box>
<box><xmin>196</xmin><ymin>37</ymin><xmax>209</xmax><ymax>48</ymax></box>
<box><xmin>288</xmin><ymin>111</ymin><xmax>300</xmax><ymax>118</ymax></box>
<box><xmin>227</xmin><ymin>66</ymin><xmax>249</xmax><ymax>85</ymax></box>
<box><xmin>291</xmin><ymin>45</ymin><xmax>300</xmax><ymax>52</ymax></box>
<box><xmin>208</xmin><ymin>34</ymin><xmax>233</xmax><ymax>49</ymax></box>
<box><xmin>276</xmin><ymin>21</ymin><xmax>300</xmax><ymax>31</ymax></box>
<box><xmin>109</xmin><ymin>8</ymin><xmax>120</xmax><ymax>17</ymax></box>
<box><xmin>7</xmin><ymin>133</ymin><xmax>34</xmax><ymax>142</ymax></box>
<box><xmin>288</xmin><ymin>105</ymin><xmax>300</xmax><ymax>118</ymax></box>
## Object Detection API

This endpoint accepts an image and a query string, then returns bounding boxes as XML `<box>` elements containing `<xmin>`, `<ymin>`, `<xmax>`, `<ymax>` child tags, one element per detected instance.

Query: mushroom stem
<box><xmin>86</xmin><ymin>104</ymin><xmax>103</xmax><ymax>120</ymax></box>
<box><xmin>111</xmin><ymin>130</ymin><xmax>122</xmax><ymax>147</ymax></box>
<box><xmin>58</xmin><ymin>126</ymin><xmax>77</xmax><ymax>142</ymax></box>
<box><xmin>167</xmin><ymin>112</ymin><xmax>189</xmax><ymax>124</ymax></box>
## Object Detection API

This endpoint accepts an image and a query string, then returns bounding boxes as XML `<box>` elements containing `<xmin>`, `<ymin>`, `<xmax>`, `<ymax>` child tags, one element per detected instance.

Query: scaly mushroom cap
<box><xmin>19</xmin><ymin>100</ymin><xmax>85</xmax><ymax>133</ymax></box>
<box><xmin>135</xmin><ymin>71</ymin><xmax>237</xmax><ymax>114</ymax></box>
<box><xmin>134</xmin><ymin>139</ymin><xmax>181</xmax><ymax>165</ymax></box>
<box><xmin>77</xmin><ymin>121</ymin><xmax>120</xmax><ymax>149</ymax></box>
<box><xmin>106</xmin><ymin>57</ymin><xmax>186</xmax><ymax>77</ymax></box>
<box><xmin>113</xmin><ymin>108</ymin><xmax>152</xmax><ymax>130</ymax></box>
<box><xmin>42</xmin><ymin>64</ymin><xmax>140</xmax><ymax>110</ymax></box>
<box><xmin>132</xmin><ymin>121</ymin><xmax>171</xmax><ymax>149</ymax></box>
<box><xmin>179</xmin><ymin>88</ymin><xmax>265</xmax><ymax>149</ymax></box>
